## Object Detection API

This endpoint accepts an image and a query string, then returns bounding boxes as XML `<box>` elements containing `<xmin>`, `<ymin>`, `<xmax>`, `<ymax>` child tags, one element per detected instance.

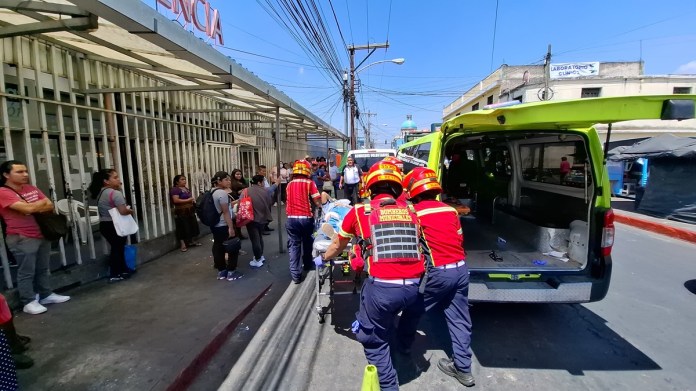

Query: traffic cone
<box><xmin>361</xmin><ymin>364</ymin><xmax>379</xmax><ymax>391</ymax></box>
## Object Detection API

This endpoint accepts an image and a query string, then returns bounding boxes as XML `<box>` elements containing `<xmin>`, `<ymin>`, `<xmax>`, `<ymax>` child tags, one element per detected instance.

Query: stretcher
<box><xmin>312</xmin><ymin>200</ymin><xmax>362</xmax><ymax>324</ymax></box>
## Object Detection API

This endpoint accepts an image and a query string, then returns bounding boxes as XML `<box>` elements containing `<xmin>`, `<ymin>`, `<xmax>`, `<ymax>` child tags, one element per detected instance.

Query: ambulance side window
<box><xmin>519</xmin><ymin>141</ymin><xmax>592</xmax><ymax>187</ymax></box>
<box><xmin>399</xmin><ymin>144</ymin><xmax>425</xmax><ymax>174</ymax></box>
<box><xmin>414</xmin><ymin>142</ymin><xmax>431</xmax><ymax>162</ymax></box>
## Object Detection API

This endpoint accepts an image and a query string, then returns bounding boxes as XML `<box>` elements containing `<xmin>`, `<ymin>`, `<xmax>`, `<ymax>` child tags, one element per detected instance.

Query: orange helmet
<box><xmin>292</xmin><ymin>160</ymin><xmax>311</xmax><ymax>177</ymax></box>
<box><xmin>382</xmin><ymin>156</ymin><xmax>404</xmax><ymax>172</ymax></box>
<box><xmin>364</xmin><ymin>161</ymin><xmax>403</xmax><ymax>197</ymax></box>
<box><xmin>402</xmin><ymin>167</ymin><xmax>442</xmax><ymax>199</ymax></box>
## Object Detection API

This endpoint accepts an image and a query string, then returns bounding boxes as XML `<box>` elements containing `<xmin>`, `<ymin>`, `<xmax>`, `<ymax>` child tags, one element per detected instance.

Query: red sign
<box><xmin>156</xmin><ymin>0</ymin><xmax>224</xmax><ymax>45</ymax></box>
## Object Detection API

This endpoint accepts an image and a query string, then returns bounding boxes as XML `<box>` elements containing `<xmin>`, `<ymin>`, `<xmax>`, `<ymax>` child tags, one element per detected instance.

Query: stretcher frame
<box><xmin>313</xmin><ymin>209</ymin><xmax>362</xmax><ymax>324</ymax></box>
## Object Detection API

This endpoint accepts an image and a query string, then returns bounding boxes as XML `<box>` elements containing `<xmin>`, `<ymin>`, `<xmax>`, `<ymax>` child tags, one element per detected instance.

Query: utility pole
<box><xmin>343</xmin><ymin>70</ymin><xmax>349</xmax><ymax>147</ymax></box>
<box><xmin>348</xmin><ymin>42</ymin><xmax>389</xmax><ymax>150</ymax></box>
<box><xmin>364</xmin><ymin>111</ymin><xmax>377</xmax><ymax>148</ymax></box>
<box><xmin>543</xmin><ymin>44</ymin><xmax>552</xmax><ymax>101</ymax></box>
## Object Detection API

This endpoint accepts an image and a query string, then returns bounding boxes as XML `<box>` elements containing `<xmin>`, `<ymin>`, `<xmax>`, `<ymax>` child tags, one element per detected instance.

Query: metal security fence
<box><xmin>0</xmin><ymin>36</ymin><xmax>320</xmax><ymax>289</ymax></box>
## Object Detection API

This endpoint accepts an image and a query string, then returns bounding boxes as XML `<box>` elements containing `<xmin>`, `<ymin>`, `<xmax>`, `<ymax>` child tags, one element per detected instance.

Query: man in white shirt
<box><xmin>338</xmin><ymin>157</ymin><xmax>361</xmax><ymax>205</ymax></box>
<box><xmin>328</xmin><ymin>161</ymin><xmax>340</xmax><ymax>198</ymax></box>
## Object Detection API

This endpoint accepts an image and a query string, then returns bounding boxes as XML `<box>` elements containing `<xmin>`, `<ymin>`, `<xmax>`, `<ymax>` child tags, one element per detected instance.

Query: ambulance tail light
<box><xmin>601</xmin><ymin>209</ymin><xmax>615</xmax><ymax>257</ymax></box>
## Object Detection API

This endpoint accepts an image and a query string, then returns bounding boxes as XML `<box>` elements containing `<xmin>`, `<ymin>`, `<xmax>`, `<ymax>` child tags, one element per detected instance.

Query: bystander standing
<box><xmin>246</xmin><ymin>175</ymin><xmax>273</xmax><ymax>268</ymax></box>
<box><xmin>89</xmin><ymin>169</ymin><xmax>134</xmax><ymax>283</ymax></box>
<box><xmin>210</xmin><ymin>172</ymin><xmax>242</xmax><ymax>281</ymax></box>
<box><xmin>0</xmin><ymin>160</ymin><xmax>71</xmax><ymax>314</ymax></box>
<box><xmin>170</xmin><ymin>175</ymin><xmax>201</xmax><ymax>252</ymax></box>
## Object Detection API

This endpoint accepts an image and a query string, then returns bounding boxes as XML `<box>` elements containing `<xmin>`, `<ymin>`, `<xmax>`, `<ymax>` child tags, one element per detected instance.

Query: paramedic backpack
<box><xmin>359</xmin><ymin>197</ymin><xmax>423</xmax><ymax>270</ymax></box>
<box><xmin>196</xmin><ymin>188</ymin><xmax>224</xmax><ymax>227</ymax></box>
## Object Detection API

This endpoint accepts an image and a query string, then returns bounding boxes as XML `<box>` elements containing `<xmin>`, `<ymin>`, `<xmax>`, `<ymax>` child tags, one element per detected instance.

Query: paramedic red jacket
<box><xmin>338</xmin><ymin>194</ymin><xmax>424</xmax><ymax>279</ymax></box>
<box><xmin>414</xmin><ymin>200</ymin><xmax>466</xmax><ymax>266</ymax></box>
<box><xmin>286</xmin><ymin>178</ymin><xmax>320</xmax><ymax>217</ymax></box>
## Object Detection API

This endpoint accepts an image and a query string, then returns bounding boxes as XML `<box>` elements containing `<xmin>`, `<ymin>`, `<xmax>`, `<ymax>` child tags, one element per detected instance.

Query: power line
<box><xmin>328</xmin><ymin>0</ymin><xmax>348</xmax><ymax>53</ymax></box>
<box><xmin>344</xmin><ymin>0</ymin><xmax>354</xmax><ymax>44</ymax></box>
<box><xmin>218</xmin><ymin>45</ymin><xmax>330</xmax><ymax>69</ymax></box>
<box><xmin>490</xmin><ymin>0</ymin><xmax>499</xmax><ymax>72</ymax></box>
<box><xmin>385</xmin><ymin>0</ymin><xmax>393</xmax><ymax>42</ymax></box>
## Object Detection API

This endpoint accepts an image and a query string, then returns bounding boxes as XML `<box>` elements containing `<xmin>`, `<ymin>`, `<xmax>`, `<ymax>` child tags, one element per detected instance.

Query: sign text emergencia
<box><xmin>156</xmin><ymin>0</ymin><xmax>224</xmax><ymax>45</ymax></box>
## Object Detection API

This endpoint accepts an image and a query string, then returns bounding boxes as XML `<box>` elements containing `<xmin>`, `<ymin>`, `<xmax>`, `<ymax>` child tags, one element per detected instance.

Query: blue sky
<box><xmin>144</xmin><ymin>0</ymin><xmax>696</xmax><ymax>147</ymax></box>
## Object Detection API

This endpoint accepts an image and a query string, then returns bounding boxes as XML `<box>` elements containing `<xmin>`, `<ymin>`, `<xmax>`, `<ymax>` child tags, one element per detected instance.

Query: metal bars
<box><xmin>0</xmin><ymin>35</ymin><xmax>325</xmax><ymax>291</ymax></box>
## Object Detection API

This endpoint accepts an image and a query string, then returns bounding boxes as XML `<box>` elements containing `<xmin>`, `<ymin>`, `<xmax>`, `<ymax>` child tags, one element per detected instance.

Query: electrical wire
<box><xmin>328</xmin><ymin>0</ymin><xmax>348</xmax><ymax>53</ymax></box>
<box><xmin>490</xmin><ymin>0</ymin><xmax>499</xmax><ymax>72</ymax></box>
<box><xmin>257</xmin><ymin>0</ymin><xmax>345</xmax><ymax>87</ymax></box>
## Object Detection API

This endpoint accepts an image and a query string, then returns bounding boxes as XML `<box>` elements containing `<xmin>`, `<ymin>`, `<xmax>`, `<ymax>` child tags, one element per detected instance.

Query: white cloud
<box><xmin>674</xmin><ymin>61</ymin><xmax>696</xmax><ymax>74</ymax></box>
<box><xmin>298</xmin><ymin>67</ymin><xmax>305</xmax><ymax>75</ymax></box>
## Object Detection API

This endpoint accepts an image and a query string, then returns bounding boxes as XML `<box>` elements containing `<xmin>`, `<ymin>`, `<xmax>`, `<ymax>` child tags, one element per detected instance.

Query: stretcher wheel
<box><xmin>318</xmin><ymin>313</ymin><xmax>325</xmax><ymax>323</ymax></box>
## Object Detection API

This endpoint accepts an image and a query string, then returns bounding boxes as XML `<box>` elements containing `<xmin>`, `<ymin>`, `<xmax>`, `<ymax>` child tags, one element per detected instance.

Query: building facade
<box><xmin>0</xmin><ymin>0</ymin><xmax>345</xmax><ymax>293</ymax></box>
<box><xmin>443</xmin><ymin>62</ymin><xmax>696</xmax><ymax>141</ymax></box>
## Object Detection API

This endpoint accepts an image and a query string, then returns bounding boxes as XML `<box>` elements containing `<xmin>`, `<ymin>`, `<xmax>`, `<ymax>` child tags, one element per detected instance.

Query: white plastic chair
<box><xmin>56</xmin><ymin>199</ymin><xmax>100</xmax><ymax>244</ymax></box>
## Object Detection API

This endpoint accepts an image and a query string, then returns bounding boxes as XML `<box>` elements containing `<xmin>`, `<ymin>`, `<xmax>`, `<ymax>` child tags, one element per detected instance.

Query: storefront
<box><xmin>0</xmin><ymin>0</ymin><xmax>346</xmax><ymax>291</ymax></box>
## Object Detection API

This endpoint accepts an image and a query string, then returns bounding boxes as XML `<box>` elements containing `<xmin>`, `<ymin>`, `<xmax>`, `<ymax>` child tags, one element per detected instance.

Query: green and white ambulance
<box><xmin>398</xmin><ymin>95</ymin><xmax>696</xmax><ymax>303</ymax></box>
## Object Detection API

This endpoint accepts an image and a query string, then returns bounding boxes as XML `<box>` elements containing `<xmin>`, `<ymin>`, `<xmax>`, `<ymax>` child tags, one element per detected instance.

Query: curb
<box><xmin>614</xmin><ymin>212</ymin><xmax>696</xmax><ymax>244</ymax></box>
<box><xmin>165</xmin><ymin>283</ymin><xmax>273</xmax><ymax>391</ymax></box>
<box><xmin>219</xmin><ymin>271</ymin><xmax>320</xmax><ymax>391</ymax></box>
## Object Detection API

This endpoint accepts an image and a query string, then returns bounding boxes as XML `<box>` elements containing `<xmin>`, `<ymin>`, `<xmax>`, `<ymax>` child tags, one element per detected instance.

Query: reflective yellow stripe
<box><xmin>354</xmin><ymin>204</ymin><xmax>366</xmax><ymax>238</ymax></box>
<box><xmin>416</xmin><ymin>206</ymin><xmax>457</xmax><ymax>217</ymax></box>
<box><xmin>338</xmin><ymin>229</ymin><xmax>354</xmax><ymax>239</ymax></box>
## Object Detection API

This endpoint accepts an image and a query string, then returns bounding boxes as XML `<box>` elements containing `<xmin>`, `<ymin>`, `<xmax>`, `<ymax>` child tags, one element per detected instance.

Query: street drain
<box><xmin>684</xmin><ymin>280</ymin><xmax>696</xmax><ymax>295</ymax></box>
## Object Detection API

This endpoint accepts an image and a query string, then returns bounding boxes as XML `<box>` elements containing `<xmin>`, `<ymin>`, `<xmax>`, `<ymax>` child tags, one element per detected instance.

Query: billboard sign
<box><xmin>550</xmin><ymin>62</ymin><xmax>599</xmax><ymax>79</ymax></box>
<box><xmin>156</xmin><ymin>0</ymin><xmax>224</xmax><ymax>45</ymax></box>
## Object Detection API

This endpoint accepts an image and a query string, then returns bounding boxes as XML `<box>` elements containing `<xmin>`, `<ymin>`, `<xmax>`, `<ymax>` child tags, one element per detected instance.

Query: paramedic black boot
<box><xmin>437</xmin><ymin>357</ymin><xmax>475</xmax><ymax>387</ymax></box>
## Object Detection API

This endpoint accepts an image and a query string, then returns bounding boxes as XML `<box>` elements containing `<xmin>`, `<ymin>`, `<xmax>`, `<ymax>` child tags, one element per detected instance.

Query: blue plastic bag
<box><xmin>124</xmin><ymin>244</ymin><xmax>137</xmax><ymax>271</ymax></box>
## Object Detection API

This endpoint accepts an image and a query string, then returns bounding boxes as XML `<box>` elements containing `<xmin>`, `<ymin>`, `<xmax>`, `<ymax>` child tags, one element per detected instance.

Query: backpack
<box><xmin>196</xmin><ymin>188</ymin><xmax>224</xmax><ymax>227</ymax></box>
<box><xmin>357</xmin><ymin>198</ymin><xmax>423</xmax><ymax>266</ymax></box>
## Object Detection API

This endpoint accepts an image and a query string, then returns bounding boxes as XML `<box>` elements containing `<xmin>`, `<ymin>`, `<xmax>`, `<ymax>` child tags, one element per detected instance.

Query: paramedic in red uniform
<box><xmin>382</xmin><ymin>156</ymin><xmax>408</xmax><ymax>203</ymax></box>
<box><xmin>401</xmin><ymin>167</ymin><xmax>475</xmax><ymax>387</ymax></box>
<box><xmin>319</xmin><ymin>161</ymin><xmax>425</xmax><ymax>391</ymax></box>
<box><xmin>285</xmin><ymin>160</ymin><xmax>321</xmax><ymax>283</ymax></box>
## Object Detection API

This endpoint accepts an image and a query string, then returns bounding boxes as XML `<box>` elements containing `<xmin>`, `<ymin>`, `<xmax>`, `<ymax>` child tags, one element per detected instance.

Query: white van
<box><xmin>341</xmin><ymin>148</ymin><xmax>396</xmax><ymax>173</ymax></box>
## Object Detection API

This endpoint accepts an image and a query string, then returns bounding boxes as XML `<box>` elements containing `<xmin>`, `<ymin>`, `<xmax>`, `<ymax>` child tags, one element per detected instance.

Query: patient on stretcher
<box><xmin>313</xmin><ymin>192</ymin><xmax>352</xmax><ymax>254</ymax></box>
<box><xmin>313</xmin><ymin>193</ymin><xmax>363</xmax><ymax>274</ymax></box>
<box><xmin>319</xmin><ymin>192</ymin><xmax>352</xmax><ymax>238</ymax></box>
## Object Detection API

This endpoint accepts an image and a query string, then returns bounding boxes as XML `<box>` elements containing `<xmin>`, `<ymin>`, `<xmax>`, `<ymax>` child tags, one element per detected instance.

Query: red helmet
<box><xmin>364</xmin><ymin>161</ymin><xmax>403</xmax><ymax>195</ymax></box>
<box><xmin>402</xmin><ymin>167</ymin><xmax>442</xmax><ymax>199</ymax></box>
<box><xmin>382</xmin><ymin>156</ymin><xmax>404</xmax><ymax>172</ymax></box>
<box><xmin>292</xmin><ymin>160</ymin><xmax>311</xmax><ymax>177</ymax></box>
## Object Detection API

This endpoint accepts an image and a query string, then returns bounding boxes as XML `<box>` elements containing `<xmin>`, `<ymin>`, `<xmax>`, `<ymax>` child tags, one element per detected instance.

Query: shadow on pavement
<box><xmin>465</xmin><ymin>303</ymin><xmax>661</xmax><ymax>375</ymax></box>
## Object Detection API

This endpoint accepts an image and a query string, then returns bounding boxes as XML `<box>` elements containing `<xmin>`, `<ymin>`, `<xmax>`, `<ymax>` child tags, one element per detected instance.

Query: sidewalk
<box><xmin>219</xmin><ymin>271</ymin><xmax>468</xmax><ymax>391</ymax></box>
<box><xmin>13</xmin><ymin>212</ymin><xmax>292</xmax><ymax>391</ymax></box>
<box><xmin>612</xmin><ymin>197</ymin><xmax>696</xmax><ymax>244</ymax></box>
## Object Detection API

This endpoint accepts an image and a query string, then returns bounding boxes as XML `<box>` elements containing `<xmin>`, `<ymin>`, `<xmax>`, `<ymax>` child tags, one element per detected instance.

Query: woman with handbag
<box><xmin>229</xmin><ymin>169</ymin><xmax>248</xmax><ymax>239</ymax></box>
<box><xmin>245</xmin><ymin>175</ymin><xmax>273</xmax><ymax>268</ymax></box>
<box><xmin>88</xmin><ymin>169</ymin><xmax>133</xmax><ymax>283</ymax></box>
<box><xmin>0</xmin><ymin>160</ymin><xmax>71</xmax><ymax>315</ymax></box>
<box><xmin>170</xmin><ymin>175</ymin><xmax>201</xmax><ymax>252</ymax></box>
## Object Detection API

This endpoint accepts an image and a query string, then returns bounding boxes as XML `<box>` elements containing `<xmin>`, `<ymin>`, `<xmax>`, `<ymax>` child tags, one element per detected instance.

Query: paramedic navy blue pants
<box><xmin>354</xmin><ymin>279</ymin><xmax>424</xmax><ymax>391</ymax></box>
<box><xmin>423</xmin><ymin>263</ymin><xmax>473</xmax><ymax>373</ymax></box>
<box><xmin>286</xmin><ymin>217</ymin><xmax>314</xmax><ymax>280</ymax></box>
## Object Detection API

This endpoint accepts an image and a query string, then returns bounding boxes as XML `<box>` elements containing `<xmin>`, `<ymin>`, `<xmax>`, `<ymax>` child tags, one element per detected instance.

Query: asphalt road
<box><xmin>306</xmin><ymin>224</ymin><xmax>696</xmax><ymax>391</ymax></box>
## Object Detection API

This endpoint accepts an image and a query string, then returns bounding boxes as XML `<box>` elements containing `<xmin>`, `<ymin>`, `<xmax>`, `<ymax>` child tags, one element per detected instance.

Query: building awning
<box><xmin>0</xmin><ymin>0</ymin><xmax>346</xmax><ymax>141</ymax></box>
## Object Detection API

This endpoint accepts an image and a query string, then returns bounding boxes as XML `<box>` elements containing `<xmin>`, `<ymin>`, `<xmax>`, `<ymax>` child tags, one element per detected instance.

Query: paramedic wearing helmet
<box><xmin>401</xmin><ymin>167</ymin><xmax>475</xmax><ymax>387</ymax></box>
<box><xmin>382</xmin><ymin>156</ymin><xmax>407</xmax><ymax>202</ymax></box>
<box><xmin>319</xmin><ymin>161</ymin><xmax>425</xmax><ymax>391</ymax></box>
<box><xmin>286</xmin><ymin>160</ymin><xmax>322</xmax><ymax>283</ymax></box>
